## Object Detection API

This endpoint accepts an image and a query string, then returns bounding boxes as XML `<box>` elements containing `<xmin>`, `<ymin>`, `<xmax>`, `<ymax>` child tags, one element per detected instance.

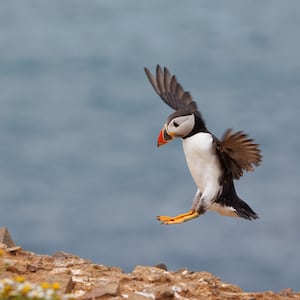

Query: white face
<box><xmin>166</xmin><ymin>114</ymin><xmax>195</xmax><ymax>138</ymax></box>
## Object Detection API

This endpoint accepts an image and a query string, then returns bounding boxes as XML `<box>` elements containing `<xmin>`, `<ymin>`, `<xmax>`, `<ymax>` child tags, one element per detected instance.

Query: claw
<box><xmin>157</xmin><ymin>211</ymin><xmax>199</xmax><ymax>225</ymax></box>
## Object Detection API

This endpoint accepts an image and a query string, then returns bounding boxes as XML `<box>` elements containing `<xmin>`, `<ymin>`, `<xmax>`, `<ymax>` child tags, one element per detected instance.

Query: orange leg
<box><xmin>157</xmin><ymin>210</ymin><xmax>200</xmax><ymax>225</ymax></box>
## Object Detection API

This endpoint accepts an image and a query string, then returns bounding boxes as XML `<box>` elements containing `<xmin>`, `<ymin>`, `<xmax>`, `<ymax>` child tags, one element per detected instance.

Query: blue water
<box><xmin>1</xmin><ymin>1</ymin><xmax>300</xmax><ymax>292</ymax></box>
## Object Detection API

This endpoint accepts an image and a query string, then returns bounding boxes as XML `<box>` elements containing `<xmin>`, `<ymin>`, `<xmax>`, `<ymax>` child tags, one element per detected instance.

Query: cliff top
<box><xmin>0</xmin><ymin>228</ymin><xmax>299</xmax><ymax>300</ymax></box>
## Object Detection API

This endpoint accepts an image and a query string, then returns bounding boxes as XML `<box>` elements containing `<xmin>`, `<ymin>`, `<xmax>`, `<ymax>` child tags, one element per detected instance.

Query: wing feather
<box><xmin>144</xmin><ymin>67</ymin><xmax>160</xmax><ymax>94</ymax></box>
<box><xmin>218</xmin><ymin>129</ymin><xmax>262</xmax><ymax>180</ymax></box>
<box><xmin>156</xmin><ymin>65</ymin><xmax>165</xmax><ymax>94</ymax></box>
<box><xmin>163</xmin><ymin>67</ymin><xmax>171</xmax><ymax>93</ymax></box>
<box><xmin>144</xmin><ymin>65</ymin><xmax>198</xmax><ymax>114</ymax></box>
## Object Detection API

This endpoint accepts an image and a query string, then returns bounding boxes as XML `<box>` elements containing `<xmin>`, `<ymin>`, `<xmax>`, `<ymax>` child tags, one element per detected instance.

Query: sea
<box><xmin>1</xmin><ymin>0</ymin><xmax>300</xmax><ymax>292</ymax></box>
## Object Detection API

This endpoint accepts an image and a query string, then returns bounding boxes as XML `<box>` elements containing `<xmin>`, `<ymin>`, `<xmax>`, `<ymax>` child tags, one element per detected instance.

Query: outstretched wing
<box><xmin>217</xmin><ymin>129</ymin><xmax>262</xmax><ymax>180</ymax></box>
<box><xmin>144</xmin><ymin>65</ymin><xmax>199</xmax><ymax>115</ymax></box>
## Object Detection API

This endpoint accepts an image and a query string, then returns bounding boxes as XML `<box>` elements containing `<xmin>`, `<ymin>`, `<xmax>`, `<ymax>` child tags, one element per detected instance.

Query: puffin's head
<box><xmin>144</xmin><ymin>65</ymin><xmax>206</xmax><ymax>147</ymax></box>
<box><xmin>157</xmin><ymin>113</ymin><xmax>195</xmax><ymax>147</ymax></box>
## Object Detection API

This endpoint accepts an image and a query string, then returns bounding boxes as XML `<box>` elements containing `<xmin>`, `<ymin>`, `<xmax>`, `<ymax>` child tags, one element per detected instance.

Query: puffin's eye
<box><xmin>173</xmin><ymin>121</ymin><xmax>179</xmax><ymax>127</ymax></box>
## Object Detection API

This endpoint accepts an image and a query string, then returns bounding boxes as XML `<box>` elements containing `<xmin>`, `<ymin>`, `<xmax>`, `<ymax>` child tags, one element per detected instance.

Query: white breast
<box><xmin>182</xmin><ymin>132</ymin><xmax>222</xmax><ymax>200</ymax></box>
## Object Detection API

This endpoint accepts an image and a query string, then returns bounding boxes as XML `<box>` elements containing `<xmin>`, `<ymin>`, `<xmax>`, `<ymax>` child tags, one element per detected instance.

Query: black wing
<box><xmin>144</xmin><ymin>65</ymin><xmax>199</xmax><ymax>115</ymax></box>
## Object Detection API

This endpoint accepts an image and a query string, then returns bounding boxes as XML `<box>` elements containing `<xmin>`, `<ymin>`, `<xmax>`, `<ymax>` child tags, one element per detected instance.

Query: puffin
<box><xmin>144</xmin><ymin>65</ymin><xmax>262</xmax><ymax>225</ymax></box>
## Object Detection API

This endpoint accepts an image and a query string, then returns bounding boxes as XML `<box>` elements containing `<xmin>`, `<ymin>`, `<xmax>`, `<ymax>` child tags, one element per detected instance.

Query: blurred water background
<box><xmin>1</xmin><ymin>0</ymin><xmax>300</xmax><ymax>292</ymax></box>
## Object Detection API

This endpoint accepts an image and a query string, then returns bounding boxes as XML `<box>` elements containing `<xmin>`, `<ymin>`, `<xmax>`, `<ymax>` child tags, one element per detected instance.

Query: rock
<box><xmin>52</xmin><ymin>251</ymin><xmax>79</xmax><ymax>260</ymax></box>
<box><xmin>44</xmin><ymin>273</ymin><xmax>74</xmax><ymax>294</ymax></box>
<box><xmin>132</xmin><ymin>265</ymin><xmax>171</xmax><ymax>283</ymax></box>
<box><xmin>52</xmin><ymin>251</ymin><xmax>71</xmax><ymax>259</ymax></box>
<box><xmin>128</xmin><ymin>293</ymin><xmax>155</xmax><ymax>300</ymax></box>
<box><xmin>133</xmin><ymin>285</ymin><xmax>174</xmax><ymax>300</ymax></box>
<box><xmin>153</xmin><ymin>263</ymin><xmax>168</xmax><ymax>271</ymax></box>
<box><xmin>27</xmin><ymin>264</ymin><xmax>39</xmax><ymax>272</ymax></box>
<box><xmin>152</xmin><ymin>285</ymin><xmax>174</xmax><ymax>299</ymax></box>
<box><xmin>0</xmin><ymin>227</ymin><xmax>16</xmax><ymax>248</ymax></box>
<box><xmin>6</xmin><ymin>261</ymin><xmax>27</xmax><ymax>274</ymax></box>
<box><xmin>279</xmin><ymin>288</ymin><xmax>294</xmax><ymax>296</ymax></box>
<box><xmin>83</xmin><ymin>281</ymin><xmax>120</xmax><ymax>299</ymax></box>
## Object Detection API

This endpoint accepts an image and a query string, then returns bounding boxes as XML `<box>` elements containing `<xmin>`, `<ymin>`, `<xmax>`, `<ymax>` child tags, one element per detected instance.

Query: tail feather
<box><xmin>234</xmin><ymin>198</ymin><xmax>258</xmax><ymax>220</ymax></box>
<box><xmin>216</xmin><ymin>180</ymin><xmax>258</xmax><ymax>220</ymax></box>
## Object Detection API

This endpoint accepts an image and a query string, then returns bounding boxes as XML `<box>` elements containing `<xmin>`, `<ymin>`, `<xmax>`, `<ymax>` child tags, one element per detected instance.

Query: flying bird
<box><xmin>144</xmin><ymin>65</ymin><xmax>262</xmax><ymax>225</ymax></box>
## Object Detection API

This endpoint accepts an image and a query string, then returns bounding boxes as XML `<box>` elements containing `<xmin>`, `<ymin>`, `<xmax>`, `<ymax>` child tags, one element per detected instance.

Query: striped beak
<box><xmin>157</xmin><ymin>128</ymin><xmax>174</xmax><ymax>147</ymax></box>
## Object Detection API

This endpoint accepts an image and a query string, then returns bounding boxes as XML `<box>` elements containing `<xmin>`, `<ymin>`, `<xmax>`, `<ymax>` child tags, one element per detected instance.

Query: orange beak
<box><xmin>157</xmin><ymin>128</ymin><xmax>174</xmax><ymax>147</ymax></box>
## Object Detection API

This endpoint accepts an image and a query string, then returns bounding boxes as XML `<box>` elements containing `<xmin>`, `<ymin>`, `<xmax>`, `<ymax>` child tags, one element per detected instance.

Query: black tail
<box><xmin>217</xmin><ymin>181</ymin><xmax>258</xmax><ymax>220</ymax></box>
<box><xmin>233</xmin><ymin>197</ymin><xmax>258</xmax><ymax>220</ymax></box>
